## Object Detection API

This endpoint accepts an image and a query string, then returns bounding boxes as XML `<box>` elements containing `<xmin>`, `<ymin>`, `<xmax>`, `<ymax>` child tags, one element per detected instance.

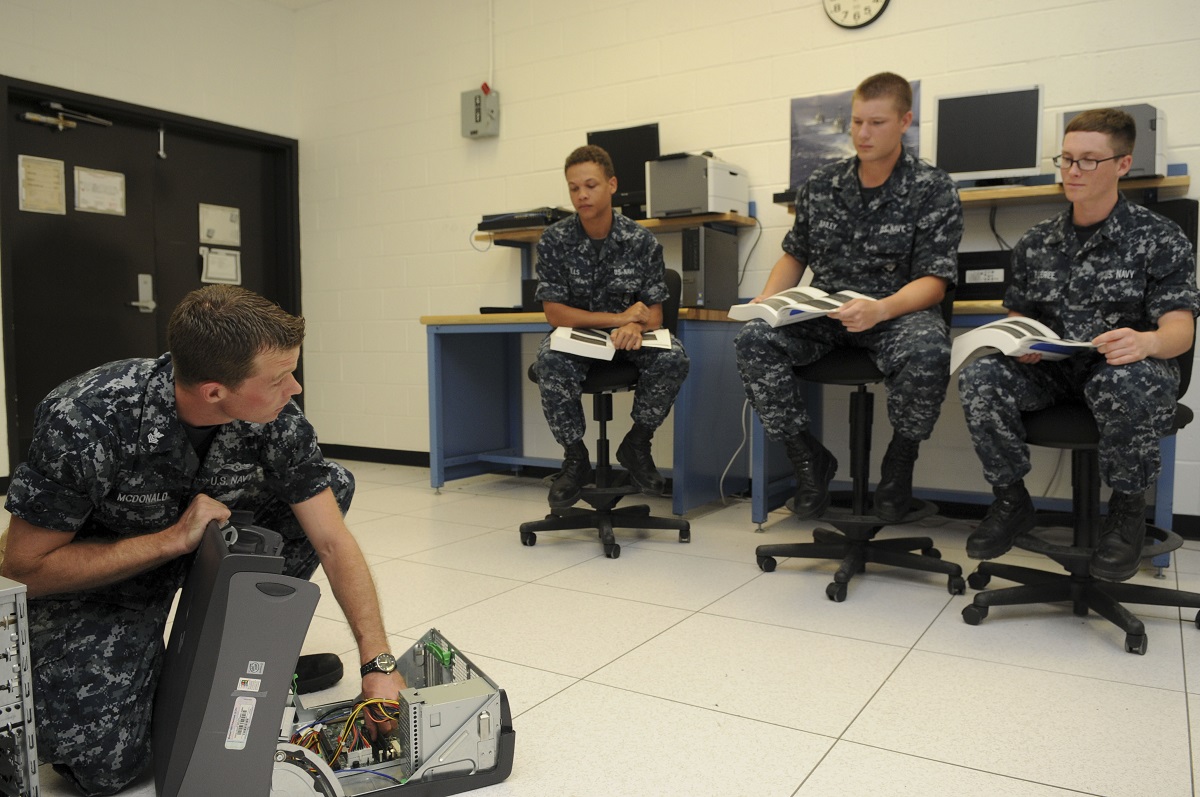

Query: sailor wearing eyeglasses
<box><xmin>959</xmin><ymin>107</ymin><xmax>1198</xmax><ymax>581</ymax></box>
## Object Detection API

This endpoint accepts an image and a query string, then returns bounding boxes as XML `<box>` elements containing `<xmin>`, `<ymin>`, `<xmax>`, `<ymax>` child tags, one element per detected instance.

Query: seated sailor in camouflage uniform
<box><xmin>532</xmin><ymin>145</ymin><xmax>690</xmax><ymax>508</ymax></box>
<box><xmin>735</xmin><ymin>71</ymin><xmax>964</xmax><ymax>521</ymax></box>
<box><xmin>1</xmin><ymin>286</ymin><xmax>406</xmax><ymax>796</ymax></box>
<box><xmin>959</xmin><ymin>108</ymin><xmax>1199</xmax><ymax>580</ymax></box>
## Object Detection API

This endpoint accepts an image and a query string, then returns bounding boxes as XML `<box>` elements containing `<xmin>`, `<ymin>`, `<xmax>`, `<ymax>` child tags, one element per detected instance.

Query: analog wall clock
<box><xmin>824</xmin><ymin>0</ymin><xmax>891</xmax><ymax>29</ymax></box>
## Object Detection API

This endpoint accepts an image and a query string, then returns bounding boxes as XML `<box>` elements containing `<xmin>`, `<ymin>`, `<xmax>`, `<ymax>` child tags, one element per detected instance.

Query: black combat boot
<box><xmin>966</xmin><ymin>481</ymin><xmax>1036</xmax><ymax>560</ymax></box>
<box><xmin>873</xmin><ymin>433</ymin><xmax>920</xmax><ymax>522</ymax></box>
<box><xmin>784</xmin><ymin>431</ymin><xmax>838</xmax><ymax>520</ymax></box>
<box><xmin>616</xmin><ymin>422</ymin><xmax>666</xmax><ymax>495</ymax></box>
<box><xmin>548</xmin><ymin>440</ymin><xmax>593</xmax><ymax>508</ymax></box>
<box><xmin>1090</xmin><ymin>491</ymin><xmax>1147</xmax><ymax>582</ymax></box>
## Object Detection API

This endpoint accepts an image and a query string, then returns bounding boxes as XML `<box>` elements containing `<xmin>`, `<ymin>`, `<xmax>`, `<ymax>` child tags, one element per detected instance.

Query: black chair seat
<box><xmin>795</xmin><ymin>347</ymin><xmax>884</xmax><ymax>386</ymax></box>
<box><xmin>526</xmin><ymin>360</ymin><xmax>639</xmax><ymax>393</ymax></box>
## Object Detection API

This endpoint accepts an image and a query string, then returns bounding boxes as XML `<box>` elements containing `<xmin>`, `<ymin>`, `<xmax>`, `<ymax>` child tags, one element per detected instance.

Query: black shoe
<box><xmin>1090</xmin><ymin>491</ymin><xmax>1147</xmax><ymax>582</ymax></box>
<box><xmin>616</xmin><ymin>423</ymin><xmax>666</xmax><ymax>495</ymax></box>
<box><xmin>966</xmin><ymin>482</ymin><xmax>1035</xmax><ymax>560</ymax></box>
<box><xmin>784</xmin><ymin>432</ymin><xmax>838</xmax><ymax>520</ymax></box>
<box><xmin>549</xmin><ymin>440</ymin><xmax>592</xmax><ymax>508</ymax></box>
<box><xmin>874</xmin><ymin>434</ymin><xmax>920</xmax><ymax>522</ymax></box>
<box><xmin>294</xmin><ymin>652</ymin><xmax>344</xmax><ymax>694</ymax></box>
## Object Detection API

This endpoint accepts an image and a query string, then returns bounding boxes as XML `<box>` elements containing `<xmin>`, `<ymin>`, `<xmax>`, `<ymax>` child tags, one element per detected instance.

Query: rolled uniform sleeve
<box><xmin>258</xmin><ymin>403</ymin><xmax>345</xmax><ymax>506</ymax></box>
<box><xmin>910</xmin><ymin>169</ymin><xmax>963</xmax><ymax>286</ymax></box>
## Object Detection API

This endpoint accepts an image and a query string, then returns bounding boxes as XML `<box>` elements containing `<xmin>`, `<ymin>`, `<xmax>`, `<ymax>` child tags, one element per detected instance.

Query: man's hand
<box><xmin>830</xmin><ymin>298</ymin><xmax>888</xmax><ymax>333</ymax></box>
<box><xmin>610</xmin><ymin>322</ymin><xmax>644</xmax><ymax>350</ymax></box>
<box><xmin>616</xmin><ymin>302</ymin><xmax>651</xmax><ymax>328</ymax></box>
<box><xmin>1093</xmin><ymin>327</ymin><xmax>1158</xmax><ymax>365</ymax></box>
<box><xmin>167</xmin><ymin>494</ymin><xmax>231</xmax><ymax>558</ymax></box>
<box><xmin>361</xmin><ymin>669</ymin><xmax>408</xmax><ymax>739</ymax></box>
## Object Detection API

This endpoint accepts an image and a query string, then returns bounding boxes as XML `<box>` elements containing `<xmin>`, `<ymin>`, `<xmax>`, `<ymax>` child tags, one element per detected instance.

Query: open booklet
<box><xmin>950</xmin><ymin>316</ymin><xmax>1097</xmax><ymax>373</ymax></box>
<box><xmin>549</xmin><ymin>326</ymin><xmax>672</xmax><ymax>361</ymax></box>
<box><xmin>726</xmin><ymin>287</ymin><xmax>876</xmax><ymax>327</ymax></box>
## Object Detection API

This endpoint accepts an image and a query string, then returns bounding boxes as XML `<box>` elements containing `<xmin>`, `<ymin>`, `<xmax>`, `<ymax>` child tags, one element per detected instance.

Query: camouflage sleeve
<box><xmin>910</xmin><ymin>170</ymin><xmax>963</xmax><ymax>285</ymax></box>
<box><xmin>636</xmin><ymin>231</ymin><xmax>669</xmax><ymax>306</ymax></box>
<box><xmin>781</xmin><ymin>184</ymin><xmax>810</xmax><ymax>264</ymax></box>
<box><xmin>259</xmin><ymin>403</ymin><xmax>343</xmax><ymax>506</ymax></box>
<box><xmin>4</xmin><ymin>398</ymin><xmax>116</xmax><ymax>531</ymax></box>
<box><xmin>1145</xmin><ymin>223</ymin><xmax>1200</xmax><ymax>322</ymax></box>
<box><xmin>1003</xmin><ymin>230</ymin><xmax>1038</xmax><ymax>316</ymax></box>
<box><xmin>534</xmin><ymin>226</ymin><xmax>570</xmax><ymax>304</ymax></box>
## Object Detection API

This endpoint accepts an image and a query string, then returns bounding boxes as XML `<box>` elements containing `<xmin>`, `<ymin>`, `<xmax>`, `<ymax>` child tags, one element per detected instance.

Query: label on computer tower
<box><xmin>225</xmin><ymin>695</ymin><xmax>257</xmax><ymax>750</ymax></box>
<box><xmin>965</xmin><ymin>268</ymin><xmax>1005</xmax><ymax>284</ymax></box>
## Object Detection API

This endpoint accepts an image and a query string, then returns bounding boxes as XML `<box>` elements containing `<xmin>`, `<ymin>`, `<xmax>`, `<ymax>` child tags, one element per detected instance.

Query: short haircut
<box><xmin>853</xmin><ymin>71</ymin><xmax>913</xmax><ymax>116</ymax></box>
<box><xmin>1064</xmin><ymin>108</ymin><xmax>1137</xmax><ymax>157</ymax></box>
<box><xmin>167</xmin><ymin>285</ymin><xmax>305</xmax><ymax>387</ymax></box>
<box><xmin>564</xmin><ymin>145</ymin><xmax>615</xmax><ymax>180</ymax></box>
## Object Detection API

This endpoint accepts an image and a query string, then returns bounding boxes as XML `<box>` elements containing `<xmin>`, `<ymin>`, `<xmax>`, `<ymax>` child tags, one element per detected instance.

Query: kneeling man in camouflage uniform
<box><xmin>1</xmin><ymin>286</ymin><xmax>405</xmax><ymax>795</ymax></box>
<box><xmin>532</xmin><ymin>145</ymin><xmax>690</xmax><ymax>507</ymax></box>
<box><xmin>959</xmin><ymin>108</ymin><xmax>1198</xmax><ymax>581</ymax></box>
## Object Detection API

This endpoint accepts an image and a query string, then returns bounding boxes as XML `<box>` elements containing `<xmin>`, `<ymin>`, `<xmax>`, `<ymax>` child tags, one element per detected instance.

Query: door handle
<box><xmin>130</xmin><ymin>273</ymin><xmax>157</xmax><ymax>313</ymax></box>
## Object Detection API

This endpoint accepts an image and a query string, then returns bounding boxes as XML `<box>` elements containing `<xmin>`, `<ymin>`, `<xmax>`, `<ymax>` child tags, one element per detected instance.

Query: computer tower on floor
<box><xmin>680</xmin><ymin>226</ymin><xmax>738</xmax><ymax>310</ymax></box>
<box><xmin>0</xmin><ymin>577</ymin><xmax>37</xmax><ymax>797</ymax></box>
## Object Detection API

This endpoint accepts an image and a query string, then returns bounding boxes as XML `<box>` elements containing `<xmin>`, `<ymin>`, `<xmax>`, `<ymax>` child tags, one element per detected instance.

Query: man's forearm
<box><xmin>319</xmin><ymin>536</ymin><xmax>391</xmax><ymax>661</ymax></box>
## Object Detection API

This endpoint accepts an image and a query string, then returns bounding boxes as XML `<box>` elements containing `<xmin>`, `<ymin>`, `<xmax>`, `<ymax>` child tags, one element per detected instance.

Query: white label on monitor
<box><xmin>247</xmin><ymin>660</ymin><xmax>266</xmax><ymax>675</ymax></box>
<box><xmin>965</xmin><ymin>268</ymin><xmax>1005</xmax><ymax>284</ymax></box>
<box><xmin>237</xmin><ymin>677</ymin><xmax>262</xmax><ymax>692</ymax></box>
<box><xmin>226</xmin><ymin>696</ymin><xmax>256</xmax><ymax>750</ymax></box>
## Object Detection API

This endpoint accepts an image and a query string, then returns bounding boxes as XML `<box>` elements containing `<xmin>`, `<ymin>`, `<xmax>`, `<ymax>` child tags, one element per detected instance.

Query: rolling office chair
<box><xmin>962</xmin><ymin>333</ymin><xmax>1200</xmax><ymax>655</ymax></box>
<box><xmin>519</xmin><ymin>269</ymin><xmax>691</xmax><ymax>559</ymax></box>
<box><xmin>755</xmin><ymin>295</ymin><xmax>966</xmax><ymax>601</ymax></box>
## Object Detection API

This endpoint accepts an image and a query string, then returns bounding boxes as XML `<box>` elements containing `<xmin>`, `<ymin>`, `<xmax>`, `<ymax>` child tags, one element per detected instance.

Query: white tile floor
<box><xmin>34</xmin><ymin>461</ymin><xmax>1200</xmax><ymax>796</ymax></box>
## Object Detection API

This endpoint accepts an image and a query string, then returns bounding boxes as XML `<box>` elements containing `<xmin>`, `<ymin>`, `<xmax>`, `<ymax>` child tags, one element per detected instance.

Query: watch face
<box><xmin>376</xmin><ymin>653</ymin><xmax>396</xmax><ymax>673</ymax></box>
<box><xmin>824</xmin><ymin>0</ymin><xmax>890</xmax><ymax>28</ymax></box>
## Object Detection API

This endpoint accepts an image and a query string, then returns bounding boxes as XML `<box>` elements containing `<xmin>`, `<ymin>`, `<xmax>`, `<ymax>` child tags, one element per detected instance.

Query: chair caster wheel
<box><xmin>962</xmin><ymin>604</ymin><xmax>988</xmax><ymax>625</ymax></box>
<box><xmin>1125</xmin><ymin>634</ymin><xmax>1147</xmax><ymax>655</ymax></box>
<box><xmin>757</xmin><ymin>556</ymin><xmax>777</xmax><ymax>573</ymax></box>
<box><xmin>679</xmin><ymin>529</ymin><xmax>691</xmax><ymax>543</ymax></box>
<box><xmin>967</xmin><ymin>572</ymin><xmax>991</xmax><ymax>590</ymax></box>
<box><xmin>922</xmin><ymin>547</ymin><xmax>942</xmax><ymax>559</ymax></box>
<box><xmin>948</xmin><ymin>576</ymin><xmax>966</xmax><ymax>595</ymax></box>
<box><xmin>604</xmin><ymin>543</ymin><xmax>621</xmax><ymax>559</ymax></box>
<box><xmin>520</xmin><ymin>531</ymin><xmax>537</xmax><ymax>547</ymax></box>
<box><xmin>826</xmin><ymin>582</ymin><xmax>847</xmax><ymax>602</ymax></box>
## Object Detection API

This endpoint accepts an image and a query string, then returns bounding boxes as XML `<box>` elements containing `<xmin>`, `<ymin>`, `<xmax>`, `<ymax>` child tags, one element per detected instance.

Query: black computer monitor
<box><xmin>586</xmin><ymin>123</ymin><xmax>660</xmax><ymax>216</ymax></box>
<box><xmin>935</xmin><ymin>86</ymin><xmax>1043</xmax><ymax>184</ymax></box>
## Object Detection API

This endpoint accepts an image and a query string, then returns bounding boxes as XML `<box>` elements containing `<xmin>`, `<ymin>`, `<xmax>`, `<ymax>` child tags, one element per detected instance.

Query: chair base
<box><xmin>963</xmin><ymin>524</ymin><xmax>1200</xmax><ymax>655</ymax></box>
<box><xmin>757</xmin><ymin>493</ymin><xmax>964</xmax><ymax>602</ymax></box>
<box><xmin>519</xmin><ymin>487</ymin><xmax>690</xmax><ymax>560</ymax></box>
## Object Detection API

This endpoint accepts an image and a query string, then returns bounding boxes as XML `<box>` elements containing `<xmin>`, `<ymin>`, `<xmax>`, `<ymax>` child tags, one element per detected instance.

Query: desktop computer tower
<box><xmin>680</xmin><ymin>226</ymin><xmax>738</xmax><ymax>310</ymax></box>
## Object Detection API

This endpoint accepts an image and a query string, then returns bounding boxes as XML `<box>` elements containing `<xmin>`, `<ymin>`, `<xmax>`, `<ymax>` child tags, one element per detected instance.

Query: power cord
<box><xmin>718</xmin><ymin>399</ymin><xmax>752</xmax><ymax>505</ymax></box>
<box><xmin>736</xmin><ymin>216</ymin><xmax>764</xmax><ymax>287</ymax></box>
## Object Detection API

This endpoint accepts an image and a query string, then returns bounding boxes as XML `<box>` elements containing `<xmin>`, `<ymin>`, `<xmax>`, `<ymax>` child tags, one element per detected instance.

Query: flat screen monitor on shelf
<box><xmin>934</xmin><ymin>86</ymin><xmax>1043</xmax><ymax>185</ymax></box>
<box><xmin>586</xmin><ymin>122</ymin><xmax>660</xmax><ymax>216</ymax></box>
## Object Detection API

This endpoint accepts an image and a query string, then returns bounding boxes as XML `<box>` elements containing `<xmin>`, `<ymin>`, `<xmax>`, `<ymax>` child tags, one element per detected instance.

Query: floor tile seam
<box><xmin>692</xmin><ymin>607</ymin><xmax>913</xmax><ymax>653</ymax></box>
<box><xmin>520</xmin><ymin>577</ymin><xmax>713</xmax><ymax>612</ymax></box>
<box><xmin>822</xmin><ymin>740</ymin><xmax>1109</xmax><ymax>796</ymax></box>
<box><xmin>906</xmin><ymin>644</ymin><xmax>1192</xmax><ymax>696</ymax></box>
<box><xmin>369</xmin><ymin>555</ymin><xmax>531</xmax><ymax>589</ymax></box>
<box><xmin>576</xmin><ymin>674</ymin><xmax>843</xmax><ymax>742</ymax></box>
<box><xmin>1179</xmin><ymin>619</ymin><xmax>1200</xmax><ymax>795</ymax></box>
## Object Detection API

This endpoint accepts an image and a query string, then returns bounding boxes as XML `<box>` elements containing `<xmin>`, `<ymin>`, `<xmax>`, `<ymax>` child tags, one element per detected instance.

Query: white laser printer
<box><xmin>646</xmin><ymin>153</ymin><xmax>748</xmax><ymax>218</ymax></box>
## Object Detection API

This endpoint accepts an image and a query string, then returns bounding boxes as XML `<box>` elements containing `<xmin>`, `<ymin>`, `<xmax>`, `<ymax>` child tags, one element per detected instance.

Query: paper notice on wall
<box><xmin>199</xmin><ymin>203</ymin><xmax>241</xmax><ymax>246</ymax></box>
<box><xmin>74</xmin><ymin>166</ymin><xmax>126</xmax><ymax>215</ymax></box>
<box><xmin>200</xmin><ymin>246</ymin><xmax>242</xmax><ymax>285</ymax></box>
<box><xmin>18</xmin><ymin>155</ymin><xmax>66</xmax><ymax>215</ymax></box>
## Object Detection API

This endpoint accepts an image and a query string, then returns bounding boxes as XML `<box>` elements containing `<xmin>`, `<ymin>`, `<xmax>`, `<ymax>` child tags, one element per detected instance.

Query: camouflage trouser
<box><xmin>958</xmin><ymin>353</ymin><xmax>1178</xmax><ymax>492</ymax></box>
<box><xmin>532</xmin><ymin>333</ymin><xmax>690</xmax><ymax>447</ymax></box>
<box><xmin>29</xmin><ymin>466</ymin><xmax>354</xmax><ymax>796</ymax></box>
<box><xmin>734</xmin><ymin>310</ymin><xmax>950</xmax><ymax>442</ymax></box>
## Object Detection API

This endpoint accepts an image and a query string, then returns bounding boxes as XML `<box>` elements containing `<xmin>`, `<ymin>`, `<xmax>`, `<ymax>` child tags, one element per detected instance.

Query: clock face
<box><xmin>824</xmin><ymin>0</ymin><xmax>891</xmax><ymax>29</ymax></box>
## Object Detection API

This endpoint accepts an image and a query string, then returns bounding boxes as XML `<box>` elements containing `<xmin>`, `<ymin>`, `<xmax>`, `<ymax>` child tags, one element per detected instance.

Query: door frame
<box><xmin>0</xmin><ymin>75</ymin><xmax>301</xmax><ymax>474</ymax></box>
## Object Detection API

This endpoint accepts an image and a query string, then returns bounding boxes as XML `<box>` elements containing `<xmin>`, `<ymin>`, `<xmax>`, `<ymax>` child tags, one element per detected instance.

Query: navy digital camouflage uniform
<box><xmin>4</xmin><ymin>353</ymin><xmax>352</xmax><ymax>796</ymax></box>
<box><xmin>532</xmin><ymin>212</ymin><xmax>690</xmax><ymax>446</ymax></box>
<box><xmin>959</xmin><ymin>196</ymin><xmax>1199</xmax><ymax>492</ymax></box>
<box><xmin>735</xmin><ymin>152</ymin><xmax>964</xmax><ymax>442</ymax></box>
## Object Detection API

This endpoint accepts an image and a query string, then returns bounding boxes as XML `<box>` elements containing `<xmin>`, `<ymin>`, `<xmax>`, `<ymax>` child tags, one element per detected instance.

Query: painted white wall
<box><xmin>2</xmin><ymin>0</ymin><xmax>1199</xmax><ymax>511</ymax></box>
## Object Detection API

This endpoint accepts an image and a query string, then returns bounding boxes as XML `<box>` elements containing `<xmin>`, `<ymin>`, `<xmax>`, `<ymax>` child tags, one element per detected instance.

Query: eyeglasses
<box><xmin>1052</xmin><ymin>154</ymin><xmax>1122</xmax><ymax>171</ymax></box>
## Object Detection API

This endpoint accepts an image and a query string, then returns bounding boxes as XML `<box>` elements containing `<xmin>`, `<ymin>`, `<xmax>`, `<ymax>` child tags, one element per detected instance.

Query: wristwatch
<box><xmin>360</xmin><ymin>652</ymin><xmax>397</xmax><ymax>677</ymax></box>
